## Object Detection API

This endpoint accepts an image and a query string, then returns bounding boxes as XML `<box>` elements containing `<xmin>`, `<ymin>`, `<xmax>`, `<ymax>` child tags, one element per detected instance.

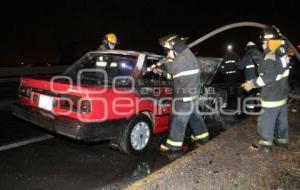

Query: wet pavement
<box><xmin>0</xmin><ymin>81</ymin><xmax>238</xmax><ymax>189</ymax></box>
<box><xmin>0</xmin><ymin>133</ymin><xmax>173</xmax><ymax>189</ymax></box>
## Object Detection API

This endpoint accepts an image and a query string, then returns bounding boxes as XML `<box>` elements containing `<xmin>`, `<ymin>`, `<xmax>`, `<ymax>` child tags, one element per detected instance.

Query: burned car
<box><xmin>12</xmin><ymin>50</ymin><xmax>224</xmax><ymax>155</ymax></box>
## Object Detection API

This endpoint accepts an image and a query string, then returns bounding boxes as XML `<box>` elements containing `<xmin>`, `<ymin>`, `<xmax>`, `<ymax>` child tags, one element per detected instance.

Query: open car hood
<box><xmin>197</xmin><ymin>57</ymin><xmax>222</xmax><ymax>86</ymax></box>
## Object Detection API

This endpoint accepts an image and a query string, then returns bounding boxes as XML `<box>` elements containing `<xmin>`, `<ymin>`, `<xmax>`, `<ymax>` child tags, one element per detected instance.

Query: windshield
<box><xmin>63</xmin><ymin>53</ymin><xmax>137</xmax><ymax>83</ymax></box>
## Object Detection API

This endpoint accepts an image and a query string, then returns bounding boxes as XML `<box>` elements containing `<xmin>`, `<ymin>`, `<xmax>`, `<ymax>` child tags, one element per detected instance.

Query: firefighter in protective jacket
<box><xmin>238</xmin><ymin>42</ymin><xmax>263</xmax><ymax>81</ymax></box>
<box><xmin>242</xmin><ymin>26</ymin><xmax>290</xmax><ymax>151</ymax></box>
<box><xmin>157</xmin><ymin>34</ymin><xmax>209</xmax><ymax>153</ymax></box>
<box><xmin>98</xmin><ymin>33</ymin><xmax>118</xmax><ymax>50</ymax></box>
<box><xmin>239</xmin><ymin>42</ymin><xmax>264</xmax><ymax>111</ymax></box>
<box><xmin>220</xmin><ymin>45</ymin><xmax>240</xmax><ymax>109</ymax></box>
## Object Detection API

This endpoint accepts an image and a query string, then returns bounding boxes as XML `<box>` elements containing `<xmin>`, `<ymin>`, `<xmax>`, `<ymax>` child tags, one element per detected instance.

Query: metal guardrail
<box><xmin>0</xmin><ymin>65</ymin><xmax>69</xmax><ymax>78</ymax></box>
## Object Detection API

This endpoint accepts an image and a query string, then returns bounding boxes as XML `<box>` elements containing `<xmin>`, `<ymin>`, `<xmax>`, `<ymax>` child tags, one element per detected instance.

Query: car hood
<box><xmin>197</xmin><ymin>57</ymin><xmax>222</xmax><ymax>86</ymax></box>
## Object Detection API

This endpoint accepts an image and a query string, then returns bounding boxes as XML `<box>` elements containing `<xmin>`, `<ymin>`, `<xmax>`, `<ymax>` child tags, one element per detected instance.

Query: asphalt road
<box><xmin>0</xmin><ymin>80</ymin><xmax>235</xmax><ymax>190</ymax></box>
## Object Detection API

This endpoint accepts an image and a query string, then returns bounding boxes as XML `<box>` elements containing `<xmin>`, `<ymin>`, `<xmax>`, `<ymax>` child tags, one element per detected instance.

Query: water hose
<box><xmin>145</xmin><ymin>22</ymin><xmax>300</xmax><ymax>74</ymax></box>
<box><xmin>187</xmin><ymin>22</ymin><xmax>300</xmax><ymax>62</ymax></box>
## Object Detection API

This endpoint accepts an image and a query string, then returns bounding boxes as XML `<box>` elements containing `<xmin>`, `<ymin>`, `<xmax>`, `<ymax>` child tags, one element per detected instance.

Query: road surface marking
<box><xmin>0</xmin><ymin>135</ymin><xmax>53</xmax><ymax>151</ymax></box>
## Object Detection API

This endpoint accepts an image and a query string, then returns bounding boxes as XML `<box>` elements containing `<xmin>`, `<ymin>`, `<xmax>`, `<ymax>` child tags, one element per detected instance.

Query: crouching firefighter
<box><xmin>157</xmin><ymin>34</ymin><xmax>209</xmax><ymax>153</ymax></box>
<box><xmin>242</xmin><ymin>26</ymin><xmax>290</xmax><ymax>151</ymax></box>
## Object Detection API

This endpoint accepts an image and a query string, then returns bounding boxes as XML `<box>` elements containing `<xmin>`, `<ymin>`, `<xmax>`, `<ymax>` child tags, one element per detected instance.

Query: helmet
<box><xmin>159</xmin><ymin>34</ymin><xmax>187</xmax><ymax>50</ymax></box>
<box><xmin>246</xmin><ymin>41</ymin><xmax>256</xmax><ymax>47</ymax></box>
<box><xmin>105</xmin><ymin>33</ymin><xmax>118</xmax><ymax>44</ymax></box>
<box><xmin>245</xmin><ymin>41</ymin><xmax>256</xmax><ymax>50</ymax></box>
<box><xmin>260</xmin><ymin>25</ymin><xmax>282</xmax><ymax>41</ymax></box>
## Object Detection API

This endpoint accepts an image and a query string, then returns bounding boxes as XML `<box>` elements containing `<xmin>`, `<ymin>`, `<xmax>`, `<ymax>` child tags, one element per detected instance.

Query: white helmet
<box><xmin>246</xmin><ymin>41</ymin><xmax>256</xmax><ymax>47</ymax></box>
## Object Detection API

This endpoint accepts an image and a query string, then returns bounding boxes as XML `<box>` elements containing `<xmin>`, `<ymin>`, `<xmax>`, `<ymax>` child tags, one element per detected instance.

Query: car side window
<box><xmin>142</xmin><ymin>58</ymin><xmax>170</xmax><ymax>87</ymax></box>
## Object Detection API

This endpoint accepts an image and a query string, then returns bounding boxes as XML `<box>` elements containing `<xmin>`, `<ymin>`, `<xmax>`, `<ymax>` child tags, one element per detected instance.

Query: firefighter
<box><xmin>98</xmin><ymin>33</ymin><xmax>118</xmax><ymax>50</ymax></box>
<box><xmin>238</xmin><ymin>42</ymin><xmax>263</xmax><ymax>81</ymax></box>
<box><xmin>156</xmin><ymin>34</ymin><xmax>209</xmax><ymax>153</ymax></box>
<box><xmin>238</xmin><ymin>42</ymin><xmax>264</xmax><ymax>111</ymax></box>
<box><xmin>242</xmin><ymin>26</ymin><xmax>290</xmax><ymax>152</ymax></box>
<box><xmin>220</xmin><ymin>44</ymin><xmax>240</xmax><ymax>109</ymax></box>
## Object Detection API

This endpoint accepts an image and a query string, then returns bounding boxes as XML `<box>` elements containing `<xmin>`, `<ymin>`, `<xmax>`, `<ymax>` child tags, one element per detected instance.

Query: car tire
<box><xmin>118</xmin><ymin>114</ymin><xmax>153</xmax><ymax>155</ymax></box>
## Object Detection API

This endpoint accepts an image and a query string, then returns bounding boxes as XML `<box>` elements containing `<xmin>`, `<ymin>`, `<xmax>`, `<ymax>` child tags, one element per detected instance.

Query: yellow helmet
<box><xmin>105</xmin><ymin>33</ymin><xmax>117</xmax><ymax>44</ymax></box>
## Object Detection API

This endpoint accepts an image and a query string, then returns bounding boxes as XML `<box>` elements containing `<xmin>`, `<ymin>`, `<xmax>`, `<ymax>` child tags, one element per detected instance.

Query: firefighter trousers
<box><xmin>257</xmin><ymin>104</ymin><xmax>289</xmax><ymax>146</ymax></box>
<box><xmin>168</xmin><ymin>100</ymin><xmax>208</xmax><ymax>146</ymax></box>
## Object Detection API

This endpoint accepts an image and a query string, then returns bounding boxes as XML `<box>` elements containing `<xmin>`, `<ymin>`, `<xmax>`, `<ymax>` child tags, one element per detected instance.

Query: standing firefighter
<box><xmin>220</xmin><ymin>45</ymin><xmax>240</xmax><ymax>109</ymax></box>
<box><xmin>242</xmin><ymin>26</ymin><xmax>290</xmax><ymax>151</ymax></box>
<box><xmin>238</xmin><ymin>42</ymin><xmax>263</xmax><ymax>81</ymax></box>
<box><xmin>238</xmin><ymin>42</ymin><xmax>264</xmax><ymax>111</ymax></box>
<box><xmin>98</xmin><ymin>33</ymin><xmax>118</xmax><ymax>50</ymax></box>
<box><xmin>157</xmin><ymin>34</ymin><xmax>209</xmax><ymax>153</ymax></box>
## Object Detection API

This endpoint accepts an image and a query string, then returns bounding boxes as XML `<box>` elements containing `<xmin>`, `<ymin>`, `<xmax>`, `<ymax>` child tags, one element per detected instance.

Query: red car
<box><xmin>12</xmin><ymin>50</ymin><xmax>222</xmax><ymax>155</ymax></box>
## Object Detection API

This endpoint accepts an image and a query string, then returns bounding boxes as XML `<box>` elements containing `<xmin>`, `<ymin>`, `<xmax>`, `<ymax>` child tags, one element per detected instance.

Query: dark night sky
<box><xmin>1</xmin><ymin>0</ymin><xmax>300</xmax><ymax>66</ymax></box>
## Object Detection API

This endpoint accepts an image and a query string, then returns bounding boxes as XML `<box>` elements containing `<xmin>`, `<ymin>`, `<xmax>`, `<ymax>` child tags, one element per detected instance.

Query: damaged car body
<box><xmin>12</xmin><ymin>50</ymin><xmax>224</xmax><ymax>155</ymax></box>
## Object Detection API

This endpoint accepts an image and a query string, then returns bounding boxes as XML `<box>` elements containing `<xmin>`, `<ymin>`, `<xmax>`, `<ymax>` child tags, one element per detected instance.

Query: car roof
<box><xmin>89</xmin><ymin>49</ymin><xmax>162</xmax><ymax>59</ymax></box>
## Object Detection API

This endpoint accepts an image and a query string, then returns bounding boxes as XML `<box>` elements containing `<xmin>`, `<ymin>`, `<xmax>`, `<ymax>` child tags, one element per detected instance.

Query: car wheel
<box><xmin>119</xmin><ymin>114</ymin><xmax>152</xmax><ymax>155</ymax></box>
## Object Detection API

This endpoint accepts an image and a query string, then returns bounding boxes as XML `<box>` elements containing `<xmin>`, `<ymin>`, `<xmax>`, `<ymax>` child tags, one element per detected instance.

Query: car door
<box><xmin>138</xmin><ymin>57</ymin><xmax>173</xmax><ymax>132</ymax></box>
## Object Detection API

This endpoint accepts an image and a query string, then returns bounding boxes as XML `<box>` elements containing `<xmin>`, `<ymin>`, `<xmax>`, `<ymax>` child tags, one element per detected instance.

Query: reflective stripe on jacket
<box><xmin>252</xmin><ymin>41</ymin><xmax>290</xmax><ymax>108</ymax></box>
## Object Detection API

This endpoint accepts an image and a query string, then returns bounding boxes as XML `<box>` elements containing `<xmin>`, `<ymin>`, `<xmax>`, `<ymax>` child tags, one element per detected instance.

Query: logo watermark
<box><xmin>34</xmin><ymin>69</ymin><xmax>264</xmax><ymax>122</ymax></box>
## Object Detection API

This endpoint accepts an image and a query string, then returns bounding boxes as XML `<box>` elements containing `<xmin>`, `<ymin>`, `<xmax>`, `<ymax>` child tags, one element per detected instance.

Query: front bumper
<box><xmin>11</xmin><ymin>103</ymin><xmax>128</xmax><ymax>141</ymax></box>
